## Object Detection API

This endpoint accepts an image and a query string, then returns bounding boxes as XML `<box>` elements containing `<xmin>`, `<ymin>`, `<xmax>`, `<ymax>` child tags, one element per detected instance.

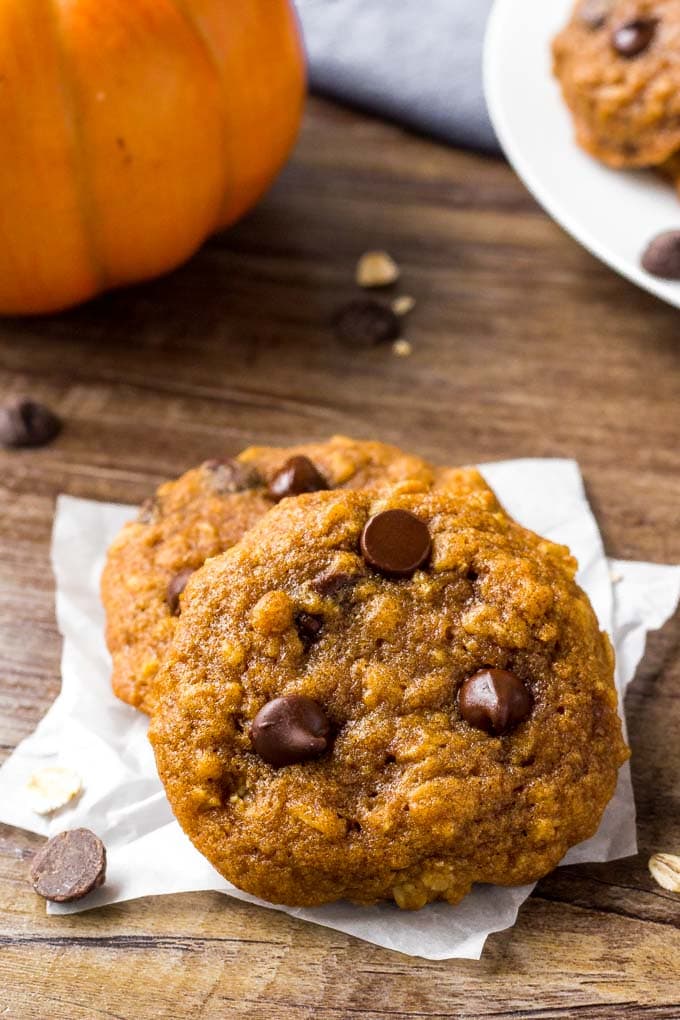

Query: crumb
<box><xmin>392</xmin><ymin>339</ymin><xmax>413</xmax><ymax>358</ymax></box>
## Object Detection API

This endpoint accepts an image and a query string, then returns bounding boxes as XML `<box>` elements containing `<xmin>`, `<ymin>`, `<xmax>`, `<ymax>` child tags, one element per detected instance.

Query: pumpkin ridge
<box><xmin>0</xmin><ymin>0</ymin><xmax>304</xmax><ymax>312</ymax></box>
<box><xmin>166</xmin><ymin>0</ymin><xmax>225</xmax><ymax>84</ymax></box>
<box><xmin>44</xmin><ymin>0</ymin><xmax>108</xmax><ymax>295</ymax></box>
<box><xmin>163</xmin><ymin>0</ymin><xmax>234</xmax><ymax>227</ymax></box>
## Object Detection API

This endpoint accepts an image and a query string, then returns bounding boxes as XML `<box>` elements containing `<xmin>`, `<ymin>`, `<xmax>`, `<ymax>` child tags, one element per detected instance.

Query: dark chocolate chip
<box><xmin>296</xmin><ymin>611</ymin><xmax>324</xmax><ymax>650</ymax></box>
<box><xmin>268</xmin><ymin>456</ymin><xmax>329</xmax><ymax>502</ymax></box>
<box><xmin>250</xmin><ymin>695</ymin><xmax>330</xmax><ymax>768</ymax></box>
<box><xmin>612</xmin><ymin>18</ymin><xmax>657</xmax><ymax>58</ymax></box>
<box><xmin>30</xmin><ymin>828</ymin><xmax>106</xmax><ymax>903</ymax></box>
<box><xmin>204</xmin><ymin>458</ymin><xmax>262</xmax><ymax>494</ymax></box>
<box><xmin>332</xmin><ymin>299</ymin><xmax>401</xmax><ymax>347</ymax></box>
<box><xmin>458</xmin><ymin>668</ymin><xmax>533</xmax><ymax>736</ymax></box>
<box><xmin>0</xmin><ymin>398</ymin><xmax>61</xmax><ymax>449</ymax></box>
<box><xmin>579</xmin><ymin>0</ymin><xmax>611</xmax><ymax>29</ymax></box>
<box><xmin>360</xmin><ymin>509</ymin><xmax>431</xmax><ymax>578</ymax></box>
<box><xmin>166</xmin><ymin>568</ymin><xmax>195</xmax><ymax>616</ymax></box>
<box><xmin>641</xmin><ymin>230</ymin><xmax>680</xmax><ymax>279</ymax></box>
<box><xmin>312</xmin><ymin>569</ymin><xmax>363</xmax><ymax>597</ymax></box>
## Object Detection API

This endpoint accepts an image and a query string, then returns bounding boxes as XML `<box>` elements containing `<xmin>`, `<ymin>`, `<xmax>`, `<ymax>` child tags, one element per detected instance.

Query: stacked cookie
<box><xmin>102</xmin><ymin>437</ymin><xmax>628</xmax><ymax>909</ymax></box>
<box><xmin>553</xmin><ymin>0</ymin><xmax>680</xmax><ymax>189</ymax></box>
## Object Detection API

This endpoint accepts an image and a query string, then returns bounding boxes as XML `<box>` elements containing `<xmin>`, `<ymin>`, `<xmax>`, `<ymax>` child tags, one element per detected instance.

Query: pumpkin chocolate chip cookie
<box><xmin>553</xmin><ymin>0</ymin><xmax>680</xmax><ymax>169</ymax></box>
<box><xmin>149</xmin><ymin>485</ymin><xmax>629</xmax><ymax>909</ymax></box>
<box><xmin>102</xmin><ymin>436</ymin><xmax>487</xmax><ymax>713</ymax></box>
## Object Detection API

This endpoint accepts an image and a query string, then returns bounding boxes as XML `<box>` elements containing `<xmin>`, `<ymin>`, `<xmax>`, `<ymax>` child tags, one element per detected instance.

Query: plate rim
<box><xmin>483</xmin><ymin>0</ymin><xmax>680</xmax><ymax>311</ymax></box>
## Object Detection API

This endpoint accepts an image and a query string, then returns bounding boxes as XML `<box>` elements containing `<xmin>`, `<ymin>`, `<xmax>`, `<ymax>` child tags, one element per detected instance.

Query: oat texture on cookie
<box><xmin>149</xmin><ymin>486</ymin><xmax>629</xmax><ymax>910</ymax></box>
<box><xmin>101</xmin><ymin>437</ymin><xmax>488</xmax><ymax>713</ymax></box>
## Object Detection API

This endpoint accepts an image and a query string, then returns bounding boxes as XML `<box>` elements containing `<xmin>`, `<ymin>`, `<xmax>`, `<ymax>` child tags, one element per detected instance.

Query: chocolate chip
<box><xmin>295</xmin><ymin>611</ymin><xmax>324</xmax><ymax>650</ymax></box>
<box><xmin>204</xmin><ymin>458</ymin><xmax>262</xmax><ymax>494</ymax></box>
<box><xmin>641</xmin><ymin>230</ymin><xmax>680</xmax><ymax>279</ymax></box>
<box><xmin>333</xmin><ymin>299</ymin><xmax>401</xmax><ymax>347</ymax></box>
<box><xmin>30</xmin><ymin>828</ymin><xmax>106</xmax><ymax>902</ymax></box>
<box><xmin>360</xmin><ymin>509</ymin><xmax>431</xmax><ymax>578</ymax></box>
<box><xmin>458</xmin><ymin>668</ymin><xmax>533</xmax><ymax>736</ymax></box>
<box><xmin>312</xmin><ymin>569</ymin><xmax>363</xmax><ymax>597</ymax></box>
<box><xmin>166</xmin><ymin>568</ymin><xmax>195</xmax><ymax>616</ymax></box>
<box><xmin>250</xmin><ymin>695</ymin><xmax>330</xmax><ymax>768</ymax></box>
<box><xmin>0</xmin><ymin>398</ymin><xmax>61</xmax><ymax>449</ymax></box>
<box><xmin>268</xmin><ymin>456</ymin><xmax>329</xmax><ymax>502</ymax></box>
<box><xmin>612</xmin><ymin>18</ymin><xmax>657</xmax><ymax>58</ymax></box>
<box><xmin>579</xmin><ymin>0</ymin><xmax>611</xmax><ymax>29</ymax></box>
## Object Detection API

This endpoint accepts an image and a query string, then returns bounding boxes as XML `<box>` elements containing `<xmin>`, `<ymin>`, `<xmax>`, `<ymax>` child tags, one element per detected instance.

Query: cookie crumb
<box><xmin>26</xmin><ymin>767</ymin><xmax>82</xmax><ymax>816</ymax></box>
<box><xmin>356</xmin><ymin>251</ymin><xmax>400</xmax><ymax>289</ymax></box>
<box><xmin>392</xmin><ymin>295</ymin><xmax>416</xmax><ymax>316</ymax></box>
<box><xmin>392</xmin><ymin>339</ymin><xmax>413</xmax><ymax>358</ymax></box>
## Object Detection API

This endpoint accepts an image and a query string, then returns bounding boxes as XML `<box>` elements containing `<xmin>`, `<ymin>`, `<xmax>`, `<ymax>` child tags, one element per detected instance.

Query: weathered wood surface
<box><xmin>0</xmin><ymin>98</ymin><xmax>678</xmax><ymax>1019</ymax></box>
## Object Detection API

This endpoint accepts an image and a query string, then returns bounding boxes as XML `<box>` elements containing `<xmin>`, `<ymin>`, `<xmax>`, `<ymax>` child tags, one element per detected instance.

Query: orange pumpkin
<box><xmin>0</xmin><ymin>0</ymin><xmax>305</xmax><ymax>315</ymax></box>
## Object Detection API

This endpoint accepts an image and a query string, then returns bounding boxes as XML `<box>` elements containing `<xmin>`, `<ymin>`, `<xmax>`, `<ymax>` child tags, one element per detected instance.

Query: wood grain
<box><xmin>1</xmin><ymin>98</ymin><xmax>679</xmax><ymax>1019</ymax></box>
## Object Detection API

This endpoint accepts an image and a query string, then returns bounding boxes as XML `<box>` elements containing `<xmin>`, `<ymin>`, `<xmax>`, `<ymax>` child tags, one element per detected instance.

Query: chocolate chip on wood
<box><xmin>0</xmin><ymin>398</ymin><xmax>62</xmax><ymax>449</ymax></box>
<box><xmin>30</xmin><ymin>828</ymin><xmax>107</xmax><ymax>902</ymax></box>
<box><xmin>333</xmin><ymin>299</ymin><xmax>401</xmax><ymax>347</ymax></box>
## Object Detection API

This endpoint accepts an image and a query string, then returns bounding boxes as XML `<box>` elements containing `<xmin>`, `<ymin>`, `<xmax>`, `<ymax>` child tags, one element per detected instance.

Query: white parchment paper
<box><xmin>1</xmin><ymin>459</ymin><xmax>678</xmax><ymax>960</ymax></box>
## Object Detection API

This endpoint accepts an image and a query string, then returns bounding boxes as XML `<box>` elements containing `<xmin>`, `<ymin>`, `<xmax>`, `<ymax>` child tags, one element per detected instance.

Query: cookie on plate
<box><xmin>102</xmin><ymin>436</ymin><xmax>487</xmax><ymax>713</ymax></box>
<box><xmin>553</xmin><ymin>0</ymin><xmax>680</xmax><ymax>168</ymax></box>
<box><xmin>149</xmin><ymin>485</ymin><xmax>629</xmax><ymax>909</ymax></box>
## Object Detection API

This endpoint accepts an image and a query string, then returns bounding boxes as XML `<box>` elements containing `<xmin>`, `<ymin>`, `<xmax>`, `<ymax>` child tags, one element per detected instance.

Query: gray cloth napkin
<box><xmin>295</xmin><ymin>0</ymin><xmax>499</xmax><ymax>152</ymax></box>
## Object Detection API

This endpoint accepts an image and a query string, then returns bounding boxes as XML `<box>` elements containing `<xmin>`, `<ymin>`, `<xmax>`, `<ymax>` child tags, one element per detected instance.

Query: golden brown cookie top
<box><xmin>553</xmin><ymin>0</ymin><xmax>680</xmax><ymax>167</ymax></box>
<box><xmin>150</xmin><ymin>486</ymin><xmax>628</xmax><ymax>910</ymax></box>
<box><xmin>101</xmin><ymin>435</ymin><xmax>488</xmax><ymax>712</ymax></box>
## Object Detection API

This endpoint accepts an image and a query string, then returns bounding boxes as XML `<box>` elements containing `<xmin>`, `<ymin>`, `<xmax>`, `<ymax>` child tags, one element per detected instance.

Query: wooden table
<box><xmin>1</xmin><ymin>98</ymin><xmax>679</xmax><ymax>1020</ymax></box>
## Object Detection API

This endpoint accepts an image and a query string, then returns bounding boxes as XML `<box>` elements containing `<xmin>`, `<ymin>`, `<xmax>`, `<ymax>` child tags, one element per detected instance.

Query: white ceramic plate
<box><xmin>484</xmin><ymin>0</ymin><xmax>680</xmax><ymax>309</ymax></box>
